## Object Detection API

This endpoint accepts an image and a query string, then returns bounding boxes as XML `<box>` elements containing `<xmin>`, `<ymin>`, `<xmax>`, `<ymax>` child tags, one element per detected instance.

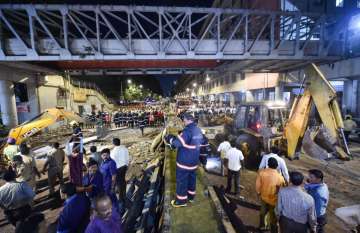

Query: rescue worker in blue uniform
<box><xmin>165</xmin><ymin>113</ymin><xmax>203</xmax><ymax>207</ymax></box>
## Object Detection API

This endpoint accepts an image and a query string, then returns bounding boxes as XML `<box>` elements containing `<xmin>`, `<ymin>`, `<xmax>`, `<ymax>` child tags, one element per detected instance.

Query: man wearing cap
<box><xmin>165</xmin><ymin>112</ymin><xmax>203</xmax><ymax>207</ymax></box>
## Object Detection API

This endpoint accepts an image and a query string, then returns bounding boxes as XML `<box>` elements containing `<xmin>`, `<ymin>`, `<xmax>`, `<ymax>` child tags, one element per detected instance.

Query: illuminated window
<box><xmin>336</xmin><ymin>0</ymin><xmax>344</xmax><ymax>7</ymax></box>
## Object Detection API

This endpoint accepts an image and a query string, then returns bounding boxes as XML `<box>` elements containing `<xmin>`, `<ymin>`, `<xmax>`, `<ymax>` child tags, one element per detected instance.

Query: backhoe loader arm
<box><xmin>284</xmin><ymin>63</ymin><xmax>350</xmax><ymax>159</ymax></box>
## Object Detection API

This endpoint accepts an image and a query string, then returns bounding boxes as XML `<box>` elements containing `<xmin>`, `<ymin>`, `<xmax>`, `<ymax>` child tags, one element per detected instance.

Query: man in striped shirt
<box><xmin>276</xmin><ymin>171</ymin><xmax>317</xmax><ymax>233</ymax></box>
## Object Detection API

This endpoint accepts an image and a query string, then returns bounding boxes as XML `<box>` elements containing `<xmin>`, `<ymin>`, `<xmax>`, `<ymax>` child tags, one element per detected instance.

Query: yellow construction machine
<box><xmin>224</xmin><ymin>63</ymin><xmax>350</xmax><ymax>169</ymax></box>
<box><xmin>0</xmin><ymin>108</ymin><xmax>84</xmax><ymax>168</ymax></box>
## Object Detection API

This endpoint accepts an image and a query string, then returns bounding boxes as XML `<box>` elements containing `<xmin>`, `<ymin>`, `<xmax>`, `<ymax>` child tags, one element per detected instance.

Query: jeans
<box><xmin>226</xmin><ymin>169</ymin><xmax>240</xmax><ymax>194</ymax></box>
<box><xmin>259</xmin><ymin>200</ymin><xmax>277</xmax><ymax>233</ymax></box>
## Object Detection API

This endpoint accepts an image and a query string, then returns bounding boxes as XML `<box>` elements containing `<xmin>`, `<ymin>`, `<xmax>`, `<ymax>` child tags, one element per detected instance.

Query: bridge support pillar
<box><xmin>0</xmin><ymin>80</ymin><xmax>18</xmax><ymax>127</ymax></box>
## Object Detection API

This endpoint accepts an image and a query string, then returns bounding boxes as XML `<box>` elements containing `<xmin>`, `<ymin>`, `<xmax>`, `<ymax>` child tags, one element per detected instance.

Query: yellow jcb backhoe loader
<box><xmin>223</xmin><ymin>63</ymin><xmax>350</xmax><ymax>169</ymax></box>
<box><xmin>0</xmin><ymin>108</ymin><xmax>84</xmax><ymax>169</ymax></box>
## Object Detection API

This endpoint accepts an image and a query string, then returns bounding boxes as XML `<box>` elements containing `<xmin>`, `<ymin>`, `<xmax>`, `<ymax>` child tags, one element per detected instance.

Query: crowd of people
<box><xmin>85</xmin><ymin>109</ymin><xmax>165</xmax><ymax>129</ymax></box>
<box><xmin>0</xmin><ymin>103</ymin><xmax>358</xmax><ymax>233</ymax></box>
<box><xmin>217</xmin><ymin>136</ymin><xmax>330</xmax><ymax>233</ymax></box>
<box><xmin>164</xmin><ymin>111</ymin><xmax>333</xmax><ymax>233</ymax></box>
<box><xmin>0</xmin><ymin>123</ymin><xmax>131</xmax><ymax>233</ymax></box>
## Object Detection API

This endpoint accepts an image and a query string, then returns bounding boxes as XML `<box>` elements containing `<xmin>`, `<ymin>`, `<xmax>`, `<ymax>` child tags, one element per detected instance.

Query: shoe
<box><xmin>171</xmin><ymin>200</ymin><xmax>187</xmax><ymax>208</ymax></box>
<box><xmin>188</xmin><ymin>199</ymin><xmax>194</xmax><ymax>203</ymax></box>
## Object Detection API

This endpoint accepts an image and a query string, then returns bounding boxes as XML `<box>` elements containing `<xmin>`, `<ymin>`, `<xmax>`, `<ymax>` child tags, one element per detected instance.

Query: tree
<box><xmin>124</xmin><ymin>85</ymin><xmax>159</xmax><ymax>101</ymax></box>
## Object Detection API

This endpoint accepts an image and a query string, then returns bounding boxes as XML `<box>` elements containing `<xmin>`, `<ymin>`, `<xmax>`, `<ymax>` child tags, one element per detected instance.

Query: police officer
<box><xmin>139</xmin><ymin>113</ymin><xmax>146</xmax><ymax>136</ymax></box>
<box><xmin>165</xmin><ymin>113</ymin><xmax>203</xmax><ymax>207</ymax></box>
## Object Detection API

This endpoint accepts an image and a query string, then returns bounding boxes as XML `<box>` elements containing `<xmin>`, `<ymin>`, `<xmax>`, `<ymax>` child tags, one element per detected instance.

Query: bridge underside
<box><xmin>0</xmin><ymin>5</ymin><xmax>350</xmax><ymax>74</ymax></box>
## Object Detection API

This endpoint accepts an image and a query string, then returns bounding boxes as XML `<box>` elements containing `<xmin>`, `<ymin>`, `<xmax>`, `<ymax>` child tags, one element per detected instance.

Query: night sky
<box><xmin>157</xmin><ymin>76</ymin><xmax>178</xmax><ymax>97</ymax></box>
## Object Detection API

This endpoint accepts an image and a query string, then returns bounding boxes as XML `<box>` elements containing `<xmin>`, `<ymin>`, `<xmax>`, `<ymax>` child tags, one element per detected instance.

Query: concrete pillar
<box><xmin>0</xmin><ymin>80</ymin><xmax>18</xmax><ymax>127</ymax></box>
<box><xmin>246</xmin><ymin>91</ymin><xmax>254</xmax><ymax>102</ymax></box>
<box><xmin>356</xmin><ymin>80</ymin><xmax>360</xmax><ymax>117</ymax></box>
<box><xmin>229</xmin><ymin>93</ymin><xmax>236</xmax><ymax>107</ymax></box>
<box><xmin>275</xmin><ymin>83</ymin><xmax>284</xmax><ymax>101</ymax></box>
<box><xmin>342</xmin><ymin>80</ymin><xmax>355</xmax><ymax>114</ymax></box>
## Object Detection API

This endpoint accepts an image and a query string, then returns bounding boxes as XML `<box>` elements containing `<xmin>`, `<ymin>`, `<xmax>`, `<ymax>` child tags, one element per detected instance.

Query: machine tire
<box><xmin>235</xmin><ymin>134</ymin><xmax>261</xmax><ymax>169</ymax></box>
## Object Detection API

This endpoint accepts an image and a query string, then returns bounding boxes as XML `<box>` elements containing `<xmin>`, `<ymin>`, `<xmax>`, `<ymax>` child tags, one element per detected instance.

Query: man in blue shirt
<box><xmin>100</xmin><ymin>148</ymin><xmax>119</xmax><ymax>212</ymax></box>
<box><xmin>83</xmin><ymin>160</ymin><xmax>104</xmax><ymax>200</ymax></box>
<box><xmin>305</xmin><ymin>169</ymin><xmax>329</xmax><ymax>233</ymax></box>
<box><xmin>165</xmin><ymin>113</ymin><xmax>203</xmax><ymax>207</ymax></box>
<box><xmin>57</xmin><ymin>183</ymin><xmax>91</xmax><ymax>233</ymax></box>
<box><xmin>85</xmin><ymin>194</ymin><xmax>123</xmax><ymax>233</ymax></box>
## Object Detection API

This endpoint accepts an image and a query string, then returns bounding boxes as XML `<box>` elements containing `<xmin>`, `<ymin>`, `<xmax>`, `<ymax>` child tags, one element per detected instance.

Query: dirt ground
<box><xmin>205</xmin><ymin>142</ymin><xmax>360</xmax><ymax>233</ymax></box>
<box><xmin>0</xmin><ymin>127</ymin><xmax>160</xmax><ymax>233</ymax></box>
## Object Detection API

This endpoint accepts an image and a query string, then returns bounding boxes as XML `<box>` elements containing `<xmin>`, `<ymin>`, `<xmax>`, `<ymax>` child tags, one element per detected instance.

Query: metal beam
<box><xmin>0</xmin><ymin>4</ymin><xmax>349</xmax><ymax>61</ymax></box>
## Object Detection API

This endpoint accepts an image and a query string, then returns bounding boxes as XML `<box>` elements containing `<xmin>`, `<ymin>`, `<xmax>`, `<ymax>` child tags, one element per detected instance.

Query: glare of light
<box><xmin>127</xmin><ymin>79</ymin><xmax>132</xmax><ymax>84</ymax></box>
<box><xmin>193</xmin><ymin>83</ymin><xmax>197</xmax><ymax>87</ymax></box>
<box><xmin>19</xmin><ymin>77</ymin><xmax>29</xmax><ymax>83</ymax></box>
<box><xmin>206</xmin><ymin>77</ymin><xmax>210</xmax><ymax>82</ymax></box>
<box><xmin>349</xmin><ymin>14</ymin><xmax>360</xmax><ymax>31</ymax></box>
<box><xmin>173</xmin><ymin>81</ymin><xmax>177</xmax><ymax>85</ymax></box>
<box><xmin>139</xmin><ymin>84</ymin><xmax>143</xmax><ymax>89</ymax></box>
<box><xmin>186</xmin><ymin>88</ymin><xmax>190</xmax><ymax>92</ymax></box>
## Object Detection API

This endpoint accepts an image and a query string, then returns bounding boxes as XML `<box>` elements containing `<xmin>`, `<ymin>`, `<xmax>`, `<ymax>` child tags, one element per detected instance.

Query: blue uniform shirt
<box><xmin>57</xmin><ymin>193</ymin><xmax>91</xmax><ymax>233</ymax></box>
<box><xmin>100</xmin><ymin>158</ymin><xmax>117</xmax><ymax>193</ymax></box>
<box><xmin>85</xmin><ymin>208</ymin><xmax>123</xmax><ymax>233</ymax></box>
<box><xmin>305</xmin><ymin>183</ymin><xmax>329</xmax><ymax>217</ymax></box>
<box><xmin>171</xmin><ymin>122</ymin><xmax>203</xmax><ymax>170</ymax></box>
<box><xmin>83</xmin><ymin>171</ymin><xmax>104</xmax><ymax>199</ymax></box>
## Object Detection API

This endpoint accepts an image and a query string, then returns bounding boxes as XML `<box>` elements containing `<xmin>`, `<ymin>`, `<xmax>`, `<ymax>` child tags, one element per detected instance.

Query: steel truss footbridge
<box><xmin>0</xmin><ymin>4</ymin><xmax>351</xmax><ymax>74</ymax></box>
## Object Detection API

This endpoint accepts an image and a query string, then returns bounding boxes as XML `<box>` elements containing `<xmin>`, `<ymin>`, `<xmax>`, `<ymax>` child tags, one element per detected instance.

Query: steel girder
<box><xmin>0</xmin><ymin>4</ymin><xmax>348</xmax><ymax>61</ymax></box>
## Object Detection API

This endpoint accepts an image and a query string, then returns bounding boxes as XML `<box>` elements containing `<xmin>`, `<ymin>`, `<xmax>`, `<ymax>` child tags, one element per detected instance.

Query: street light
<box><xmin>139</xmin><ymin>84</ymin><xmax>143</xmax><ymax>89</ymax></box>
<box><xmin>193</xmin><ymin>83</ymin><xmax>197</xmax><ymax>87</ymax></box>
<box><xmin>127</xmin><ymin>79</ymin><xmax>132</xmax><ymax>84</ymax></box>
<box><xmin>186</xmin><ymin>88</ymin><xmax>190</xmax><ymax>92</ymax></box>
<box><xmin>206</xmin><ymin>75</ymin><xmax>210</xmax><ymax>82</ymax></box>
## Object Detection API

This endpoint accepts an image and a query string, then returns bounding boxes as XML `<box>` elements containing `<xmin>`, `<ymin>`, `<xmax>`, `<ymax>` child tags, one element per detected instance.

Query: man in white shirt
<box><xmin>259</xmin><ymin>146</ymin><xmax>289</xmax><ymax>183</ymax></box>
<box><xmin>110</xmin><ymin>138</ymin><xmax>130</xmax><ymax>202</ymax></box>
<box><xmin>217</xmin><ymin>139</ymin><xmax>231</xmax><ymax>176</ymax></box>
<box><xmin>224</xmin><ymin>141</ymin><xmax>244</xmax><ymax>196</ymax></box>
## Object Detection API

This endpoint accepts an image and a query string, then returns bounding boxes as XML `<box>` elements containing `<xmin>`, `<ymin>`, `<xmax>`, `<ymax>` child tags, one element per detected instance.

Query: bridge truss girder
<box><xmin>0</xmin><ymin>4</ymin><xmax>348</xmax><ymax>62</ymax></box>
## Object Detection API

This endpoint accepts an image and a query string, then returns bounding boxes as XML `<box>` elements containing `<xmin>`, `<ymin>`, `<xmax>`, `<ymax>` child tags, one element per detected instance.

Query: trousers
<box><xmin>280</xmin><ymin>216</ymin><xmax>308</xmax><ymax>233</ymax></box>
<box><xmin>175</xmin><ymin>167</ymin><xmax>196</xmax><ymax>204</ymax></box>
<box><xmin>116</xmin><ymin>166</ymin><xmax>127</xmax><ymax>202</ymax></box>
<box><xmin>259</xmin><ymin>200</ymin><xmax>278</xmax><ymax>233</ymax></box>
<box><xmin>226</xmin><ymin>169</ymin><xmax>240</xmax><ymax>194</ymax></box>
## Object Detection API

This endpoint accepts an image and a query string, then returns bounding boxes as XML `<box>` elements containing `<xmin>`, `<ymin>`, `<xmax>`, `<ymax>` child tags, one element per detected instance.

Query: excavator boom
<box><xmin>285</xmin><ymin>63</ymin><xmax>350</xmax><ymax>159</ymax></box>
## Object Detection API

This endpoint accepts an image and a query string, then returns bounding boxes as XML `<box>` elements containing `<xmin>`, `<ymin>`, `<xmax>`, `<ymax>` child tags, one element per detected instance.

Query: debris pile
<box><xmin>127</xmin><ymin>141</ymin><xmax>161</xmax><ymax>179</ymax></box>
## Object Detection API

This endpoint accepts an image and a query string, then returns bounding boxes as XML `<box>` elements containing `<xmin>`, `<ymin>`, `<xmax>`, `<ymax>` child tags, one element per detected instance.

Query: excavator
<box><xmin>223</xmin><ymin>63</ymin><xmax>350</xmax><ymax>169</ymax></box>
<box><xmin>0</xmin><ymin>108</ymin><xmax>84</xmax><ymax>169</ymax></box>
